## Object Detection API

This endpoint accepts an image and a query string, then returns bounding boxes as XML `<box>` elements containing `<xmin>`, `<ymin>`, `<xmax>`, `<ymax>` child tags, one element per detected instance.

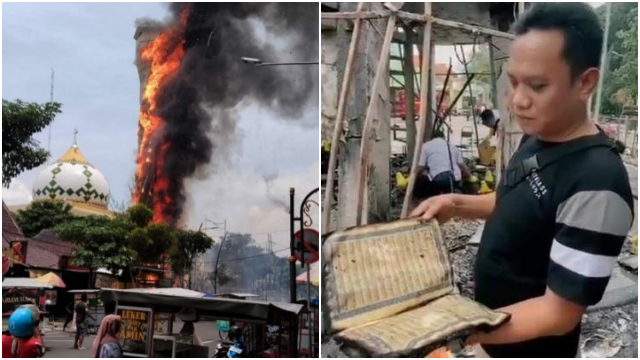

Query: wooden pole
<box><xmin>355</xmin><ymin>11</ymin><xmax>398</xmax><ymax>226</ymax></box>
<box><xmin>401</xmin><ymin>2</ymin><xmax>433</xmax><ymax>218</ymax></box>
<box><xmin>488</xmin><ymin>36</ymin><xmax>499</xmax><ymax>109</ymax></box>
<box><xmin>403</xmin><ymin>25</ymin><xmax>416</xmax><ymax>162</ymax></box>
<box><xmin>321</xmin><ymin>2</ymin><xmax>365</xmax><ymax>234</ymax></box>
<box><xmin>594</xmin><ymin>2</ymin><xmax>611</xmax><ymax>122</ymax></box>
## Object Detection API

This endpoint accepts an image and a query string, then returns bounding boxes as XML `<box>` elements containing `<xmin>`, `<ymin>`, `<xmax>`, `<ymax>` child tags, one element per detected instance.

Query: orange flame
<box><xmin>134</xmin><ymin>5</ymin><xmax>191</xmax><ymax>224</ymax></box>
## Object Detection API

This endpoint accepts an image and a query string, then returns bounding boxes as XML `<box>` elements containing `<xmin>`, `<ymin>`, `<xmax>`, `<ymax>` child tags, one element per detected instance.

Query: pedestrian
<box><xmin>91</xmin><ymin>315</ymin><xmax>123</xmax><ymax>358</ymax></box>
<box><xmin>63</xmin><ymin>301</ymin><xmax>74</xmax><ymax>331</ymax></box>
<box><xmin>2</xmin><ymin>308</ymin><xmax>45</xmax><ymax>358</ymax></box>
<box><xmin>74</xmin><ymin>294</ymin><xmax>96</xmax><ymax>350</ymax></box>
<box><xmin>414</xmin><ymin>3</ymin><xmax>634</xmax><ymax>358</ymax></box>
<box><xmin>44</xmin><ymin>297</ymin><xmax>53</xmax><ymax>322</ymax></box>
<box><xmin>415</xmin><ymin>129</ymin><xmax>470</xmax><ymax>199</ymax></box>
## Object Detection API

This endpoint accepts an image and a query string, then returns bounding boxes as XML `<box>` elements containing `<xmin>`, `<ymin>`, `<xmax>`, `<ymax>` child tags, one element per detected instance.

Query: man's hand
<box><xmin>410</xmin><ymin>193</ymin><xmax>497</xmax><ymax>221</ymax></box>
<box><xmin>410</xmin><ymin>195</ymin><xmax>457</xmax><ymax>223</ymax></box>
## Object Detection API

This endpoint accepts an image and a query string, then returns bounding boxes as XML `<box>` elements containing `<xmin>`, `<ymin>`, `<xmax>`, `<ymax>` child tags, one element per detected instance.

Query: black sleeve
<box><xmin>546</xmin><ymin>159</ymin><xmax>634</xmax><ymax>306</ymax></box>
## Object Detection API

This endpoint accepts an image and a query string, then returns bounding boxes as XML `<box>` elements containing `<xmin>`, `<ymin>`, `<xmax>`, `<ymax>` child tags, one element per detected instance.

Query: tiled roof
<box><xmin>32</xmin><ymin>229</ymin><xmax>77</xmax><ymax>256</ymax></box>
<box><xmin>24</xmin><ymin>241</ymin><xmax>60</xmax><ymax>269</ymax></box>
<box><xmin>25</xmin><ymin>230</ymin><xmax>77</xmax><ymax>269</ymax></box>
<box><xmin>2</xmin><ymin>201</ymin><xmax>27</xmax><ymax>246</ymax></box>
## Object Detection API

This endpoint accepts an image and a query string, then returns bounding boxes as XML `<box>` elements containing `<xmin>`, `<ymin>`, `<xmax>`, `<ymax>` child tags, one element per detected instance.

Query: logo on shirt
<box><xmin>527</xmin><ymin>170</ymin><xmax>548</xmax><ymax>199</ymax></box>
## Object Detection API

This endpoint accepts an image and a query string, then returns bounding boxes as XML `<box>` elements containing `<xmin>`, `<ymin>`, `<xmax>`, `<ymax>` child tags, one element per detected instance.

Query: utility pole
<box><xmin>594</xmin><ymin>2</ymin><xmax>611</xmax><ymax>122</ymax></box>
<box><xmin>208</xmin><ymin>219</ymin><xmax>227</xmax><ymax>294</ymax></box>
<box><xmin>47</xmin><ymin>69</ymin><xmax>54</xmax><ymax>165</ymax></box>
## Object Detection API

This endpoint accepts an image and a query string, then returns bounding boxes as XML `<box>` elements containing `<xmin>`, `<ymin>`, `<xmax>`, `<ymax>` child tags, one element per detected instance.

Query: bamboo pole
<box><xmin>321</xmin><ymin>2</ymin><xmax>365</xmax><ymax>234</ymax></box>
<box><xmin>401</xmin><ymin>2</ymin><xmax>433</xmax><ymax>218</ymax></box>
<box><xmin>403</xmin><ymin>25</ymin><xmax>416</xmax><ymax>163</ymax></box>
<box><xmin>354</xmin><ymin>11</ymin><xmax>398</xmax><ymax>226</ymax></box>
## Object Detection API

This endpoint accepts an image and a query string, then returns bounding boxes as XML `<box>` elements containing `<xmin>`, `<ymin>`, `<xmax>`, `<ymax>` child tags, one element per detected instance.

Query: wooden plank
<box><xmin>322</xmin><ymin>11</ymin><xmax>515</xmax><ymax>40</ymax></box>
<box><xmin>401</xmin><ymin>2</ymin><xmax>433</xmax><ymax>219</ymax></box>
<box><xmin>429</xmin><ymin>16</ymin><xmax>515</xmax><ymax>40</ymax></box>
<box><xmin>321</xmin><ymin>9</ymin><xmax>423</xmax><ymax>23</ymax></box>
<box><xmin>355</xmin><ymin>12</ymin><xmax>398</xmax><ymax>226</ymax></box>
<box><xmin>321</xmin><ymin>2</ymin><xmax>365</xmax><ymax>234</ymax></box>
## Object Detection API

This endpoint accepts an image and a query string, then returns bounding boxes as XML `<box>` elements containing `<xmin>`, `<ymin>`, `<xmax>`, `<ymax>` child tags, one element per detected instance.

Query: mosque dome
<box><xmin>32</xmin><ymin>144</ymin><xmax>110</xmax><ymax>208</ymax></box>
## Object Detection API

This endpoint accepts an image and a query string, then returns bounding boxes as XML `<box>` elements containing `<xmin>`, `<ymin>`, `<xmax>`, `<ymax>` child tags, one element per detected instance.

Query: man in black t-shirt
<box><xmin>411</xmin><ymin>3</ymin><xmax>634</xmax><ymax>358</ymax></box>
<box><xmin>73</xmin><ymin>294</ymin><xmax>95</xmax><ymax>350</ymax></box>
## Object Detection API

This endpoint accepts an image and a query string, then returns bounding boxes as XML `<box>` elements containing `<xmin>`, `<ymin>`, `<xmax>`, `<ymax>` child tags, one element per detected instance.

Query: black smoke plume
<box><xmin>136</xmin><ymin>3</ymin><xmax>318</xmax><ymax>224</ymax></box>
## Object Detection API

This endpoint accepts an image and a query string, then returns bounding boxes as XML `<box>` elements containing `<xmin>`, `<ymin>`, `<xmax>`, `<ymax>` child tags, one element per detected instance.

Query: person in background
<box><xmin>179</xmin><ymin>321</ymin><xmax>203</xmax><ymax>346</ymax></box>
<box><xmin>415</xmin><ymin>129</ymin><xmax>471</xmax><ymax>198</ymax></box>
<box><xmin>91</xmin><ymin>315</ymin><xmax>123</xmax><ymax>358</ymax></box>
<box><xmin>2</xmin><ymin>308</ymin><xmax>45</xmax><ymax>358</ymax></box>
<box><xmin>63</xmin><ymin>301</ymin><xmax>75</xmax><ymax>332</ymax></box>
<box><xmin>479</xmin><ymin>109</ymin><xmax>501</xmax><ymax>137</ymax></box>
<box><xmin>74</xmin><ymin>294</ymin><xmax>95</xmax><ymax>350</ymax></box>
<box><xmin>44</xmin><ymin>297</ymin><xmax>53</xmax><ymax>322</ymax></box>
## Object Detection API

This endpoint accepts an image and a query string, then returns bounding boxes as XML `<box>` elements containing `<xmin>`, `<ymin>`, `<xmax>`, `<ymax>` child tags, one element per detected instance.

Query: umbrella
<box><xmin>35</xmin><ymin>272</ymin><xmax>66</xmax><ymax>288</ymax></box>
<box><xmin>295</xmin><ymin>267</ymin><xmax>319</xmax><ymax>287</ymax></box>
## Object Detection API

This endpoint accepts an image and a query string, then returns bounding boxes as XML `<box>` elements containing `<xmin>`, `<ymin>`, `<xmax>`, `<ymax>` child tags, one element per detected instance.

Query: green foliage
<box><xmin>53</xmin><ymin>215</ymin><xmax>135</xmax><ymax>274</ymax></box>
<box><xmin>169</xmin><ymin>229</ymin><xmax>214</xmax><ymax>288</ymax></box>
<box><xmin>16</xmin><ymin>200</ymin><xmax>75</xmax><ymax>238</ymax></box>
<box><xmin>596</xmin><ymin>3</ymin><xmax>638</xmax><ymax>114</ymax></box>
<box><xmin>126</xmin><ymin>204</ymin><xmax>154</xmax><ymax>228</ymax></box>
<box><xmin>610</xmin><ymin>8</ymin><xmax>638</xmax><ymax>105</ymax></box>
<box><xmin>129</xmin><ymin>222</ymin><xmax>176</xmax><ymax>264</ymax></box>
<box><xmin>53</xmin><ymin>204</ymin><xmax>178</xmax><ymax>288</ymax></box>
<box><xmin>2</xmin><ymin>100</ymin><xmax>62</xmax><ymax>187</ymax></box>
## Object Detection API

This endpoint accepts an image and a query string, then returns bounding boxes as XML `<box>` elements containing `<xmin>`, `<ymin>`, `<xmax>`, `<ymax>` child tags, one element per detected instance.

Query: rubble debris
<box><xmin>618</xmin><ymin>254</ymin><xmax>638</xmax><ymax>273</ymax></box>
<box><xmin>581</xmin><ymin>333</ymin><xmax>622</xmax><ymax>358</ymax></box>
<box><xmin>581</xmin><ymin>303</ymin><xmax>638</xmax><ymax>358</ymax></box>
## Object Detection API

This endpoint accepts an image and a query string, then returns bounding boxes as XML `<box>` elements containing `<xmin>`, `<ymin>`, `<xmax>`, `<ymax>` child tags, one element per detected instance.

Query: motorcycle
<box><xmin>213</xmin><ymin>326</ymin><xmax>245</xmax><ymax>358</ymax></box>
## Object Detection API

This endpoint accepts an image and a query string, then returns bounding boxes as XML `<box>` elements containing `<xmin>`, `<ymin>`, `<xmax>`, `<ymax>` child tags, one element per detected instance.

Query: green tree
<box><xmin>53</xmin><ymin>204</ymin><xmax>177</xmax><ymax>289</ymax></box>
<box><xmin>611</xmin><ymin>7</ymin><xmax>638</xmax><ymax>105</ymax></box>
<box><xmin>118</xmin><ymin>204</ymin><xmax>176</xmax><ymax>287</ymax></box>
<box><xmin>16</xmin><ymin>199</ymin><xmax>75</xmax><ymax>238</ymax></box>
<box><xmin>54</xmin><ymin>215</ymin><xmax>135</xmax><ymax>288</ymax></box>
<box><xmin>169</xmin><ymin>229</ymin><xmax>214</xmax><ymax>289</ymax></box>
<box><xmin>596</xmin><ymin>3</ymin><xmax>638</xmax><ymax>114</ymax></box>
<box><xmin>2</xmin><ymin>100</ymin><xmax>62</xmax><ymax>187</ymax></box>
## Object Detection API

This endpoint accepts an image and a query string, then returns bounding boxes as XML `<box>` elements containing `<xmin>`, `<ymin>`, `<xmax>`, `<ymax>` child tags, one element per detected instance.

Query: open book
<box><xmin>322</xmin><ymin>219</ymin><xmax>510</xmax><ymax>357</ymax></box>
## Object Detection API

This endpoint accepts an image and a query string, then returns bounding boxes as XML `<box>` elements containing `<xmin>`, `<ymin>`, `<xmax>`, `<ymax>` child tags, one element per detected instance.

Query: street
<box><xmin>40</xmin><ymin>320</ymin><xmax>222</xmax><ymax>358</ymax></box>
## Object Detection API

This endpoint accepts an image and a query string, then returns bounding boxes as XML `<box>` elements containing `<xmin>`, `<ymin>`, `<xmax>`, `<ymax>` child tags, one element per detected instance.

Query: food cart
<box><xmin>101</xmin><ymin>288</ymin><xmax>304</xmax><ymax>358</ymax></box>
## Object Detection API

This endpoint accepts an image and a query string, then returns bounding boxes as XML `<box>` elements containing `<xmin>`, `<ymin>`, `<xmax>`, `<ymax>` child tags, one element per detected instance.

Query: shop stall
<box><xmin>101</xmin><ymin>288</ymin><xmax>304</xmax><ymax>358</ymax></box>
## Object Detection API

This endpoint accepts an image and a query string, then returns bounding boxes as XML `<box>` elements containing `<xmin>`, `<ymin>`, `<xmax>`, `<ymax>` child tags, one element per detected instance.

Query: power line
<box><xmin>204</xmin><ymin>248</ymin><xmax>289</xmax><ymax>263</ymax></box>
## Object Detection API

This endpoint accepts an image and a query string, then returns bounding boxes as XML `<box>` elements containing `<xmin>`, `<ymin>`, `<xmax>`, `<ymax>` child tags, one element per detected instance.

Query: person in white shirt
<box><xmin>415</xmin><ymin>130</ymin><xmax>470</xmax><ymax>198</ymax></box>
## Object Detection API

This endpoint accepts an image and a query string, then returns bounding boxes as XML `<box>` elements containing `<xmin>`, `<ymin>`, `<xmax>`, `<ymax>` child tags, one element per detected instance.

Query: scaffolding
<box><xmin>321</xmin><ymin>2</ymin><xmax>525</xmax><ymax>231</ymax></box>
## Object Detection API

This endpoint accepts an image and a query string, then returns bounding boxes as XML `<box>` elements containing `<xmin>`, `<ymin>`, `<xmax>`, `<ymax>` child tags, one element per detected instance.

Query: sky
<box><xmin>2</xmin><ymin>2</ymin><xmax>319</xmax><ymax>250</ymax></box>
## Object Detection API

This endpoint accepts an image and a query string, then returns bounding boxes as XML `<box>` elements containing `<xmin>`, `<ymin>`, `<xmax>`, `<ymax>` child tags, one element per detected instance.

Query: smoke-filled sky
<box><xmin>2</xmin><ymin>2</ymin><xmax>319</xmax><ymax>249</ymax></box>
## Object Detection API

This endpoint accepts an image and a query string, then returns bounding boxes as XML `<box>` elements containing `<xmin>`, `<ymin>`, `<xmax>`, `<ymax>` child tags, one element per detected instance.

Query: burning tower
<box><xmin>133</xmin><ymin>3</ymin><xmax>318</xmax><ymax>226</ymax></box>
